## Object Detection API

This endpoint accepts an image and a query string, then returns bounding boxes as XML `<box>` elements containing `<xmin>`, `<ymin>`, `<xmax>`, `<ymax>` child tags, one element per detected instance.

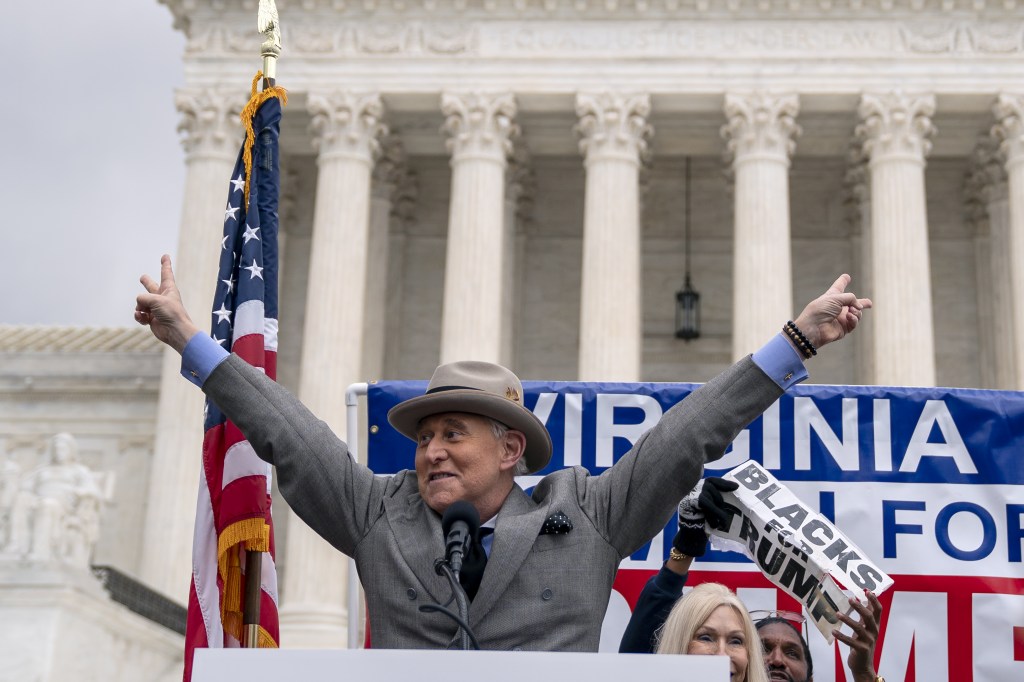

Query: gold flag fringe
<box><xmin>217</xmin><ymin>516</ymin><xmax>274</xmax><ymax>645</ymax></box>
<box><xmin>241</xmin><ymin>71</ymin><xmax>288</xmax><ymax>208</ymax></box>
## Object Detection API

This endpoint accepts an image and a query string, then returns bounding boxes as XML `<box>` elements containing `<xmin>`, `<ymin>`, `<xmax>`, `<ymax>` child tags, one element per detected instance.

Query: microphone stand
<box><xmin>419</xmin><ymin>559</ymin><xmax>480</xmax><ymax>650</ymax></box>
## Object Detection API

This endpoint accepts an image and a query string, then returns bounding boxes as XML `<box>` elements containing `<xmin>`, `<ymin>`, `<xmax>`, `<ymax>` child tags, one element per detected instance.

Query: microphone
<box><xmin>441</xmin><ymin>501</ymin><xmax>479</xmax><ymax>577</ymax></box>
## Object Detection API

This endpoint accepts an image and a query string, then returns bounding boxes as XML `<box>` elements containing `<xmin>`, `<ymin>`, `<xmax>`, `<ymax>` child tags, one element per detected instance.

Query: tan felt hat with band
<box><xmin>387</xmin><ymin>360</ymin><xmax>553</xmax><ymax>474</ymax></box>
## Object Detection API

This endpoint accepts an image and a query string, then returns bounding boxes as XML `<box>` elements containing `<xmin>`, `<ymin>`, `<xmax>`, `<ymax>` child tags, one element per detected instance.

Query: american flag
<box><xmin>184</xmin><ymin>89</ymin><xmax>285</xmax><ymax>681</ymax></box>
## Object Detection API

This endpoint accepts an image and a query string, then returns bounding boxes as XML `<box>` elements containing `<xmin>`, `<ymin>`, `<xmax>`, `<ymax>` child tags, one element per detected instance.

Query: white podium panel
<box><xmin>192</xmin><ymin>649</ymin><xmax>729</xmax><ymax>681</ymax></box>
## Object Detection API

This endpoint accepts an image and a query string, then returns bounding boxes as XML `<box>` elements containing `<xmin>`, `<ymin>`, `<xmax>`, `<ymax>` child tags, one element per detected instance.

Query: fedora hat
<box><xmin>387</xmin><ymin>361</ymin><xmax>552</xmax><ymax>474</ymax></box>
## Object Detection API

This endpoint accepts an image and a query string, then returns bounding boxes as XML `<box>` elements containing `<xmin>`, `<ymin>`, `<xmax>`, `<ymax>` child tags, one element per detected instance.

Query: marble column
<box><xmin>992</xmin><ymin>93</ymin><xmax>1024</xmax><ymax>390</ymax></box>
<box><xmin>575</xmin><ymin>92</ymin><xmax>652</xmax><ymax>381</ymax></box>
<box><xmin>139</xmin><ymin>87</ymin><xmax>244</xmax><ymax>602</ymax></box>
<box><xmin>363</xmin><ymin>136</ymin><xmax>404</xmax><ymax>379</ymax></box>
<box><xmin>721</xmin><ymin>92</ymin><xmax>801</xmax><ymax>360</ymax></box>
<box><xmin>965</xmin><ymin>137</ymin><xmax>1013</xmax><ymax>389</ymax></box>
<box><xmin>439</xmin><ymin>92</ymin><xmax>518</xmax><ymax>365</ymax></box>
<box><xmin>844</xmin><ymin>146</ymin><xmax>874</xmax><ymax>384</ymax></box>
<box><xmin>856</xmin><ymin>92</ymin><xmax>937</xmax><ymax>387</ymax></box>
<box><xmin>501</xmin><ymin>145</ymin><xmax>534</xmax><ymax>368</ymax></box>
<box><xmin>278</xmin><ymin>92</ymin><xmax>385</xmax><ymax>648</ymax></box>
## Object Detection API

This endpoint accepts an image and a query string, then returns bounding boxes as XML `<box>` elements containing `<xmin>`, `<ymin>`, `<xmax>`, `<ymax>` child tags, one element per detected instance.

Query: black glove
<box><xmin>697</xmin><ymin>477</ymin><xmax>741</xmax><ymax>531</ymax></box>
<box><xmin>672</xmin><ymin>482</ymin><xmax>709</xmax><ymax>558</ymax></box>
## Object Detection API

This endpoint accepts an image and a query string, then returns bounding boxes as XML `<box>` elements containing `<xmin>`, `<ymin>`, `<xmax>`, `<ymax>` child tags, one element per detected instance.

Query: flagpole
<box><xmin>243</xmin><ymin>0</ymin><xmax>281</xmax><ymax>649</ymax></box>
<box><xmin>258</xmin><ymin>0</ymin><xmax>282</xmax><ymax>89</ymax></box>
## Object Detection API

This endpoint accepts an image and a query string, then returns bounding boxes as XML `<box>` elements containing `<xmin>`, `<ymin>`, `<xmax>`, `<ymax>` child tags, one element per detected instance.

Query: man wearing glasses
<box><xmin>620</xmin><ymin>479</ymin><xmax>884</xmax><ymax>682</ymax></box>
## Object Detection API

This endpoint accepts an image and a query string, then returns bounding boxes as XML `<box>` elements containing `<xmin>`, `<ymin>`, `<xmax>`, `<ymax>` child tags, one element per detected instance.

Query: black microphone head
<box><xmin>441</xmin><ymin>500</ymin><xmax>480</xmax><ymax>537</ymax></box>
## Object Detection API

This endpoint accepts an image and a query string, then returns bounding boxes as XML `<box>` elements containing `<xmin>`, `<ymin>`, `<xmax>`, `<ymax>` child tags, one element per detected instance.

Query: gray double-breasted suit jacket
<box><xmin>202</xmin><ymin>353</ymin><xmax>782</xmax><ymax>651</ymax></box>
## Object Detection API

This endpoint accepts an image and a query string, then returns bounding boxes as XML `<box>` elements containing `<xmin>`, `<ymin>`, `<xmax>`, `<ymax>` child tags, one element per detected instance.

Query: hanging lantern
<box><xmin>674</xmin><ymin>157</ymin><xmax>701</xmax><ymax>341</ymax></box>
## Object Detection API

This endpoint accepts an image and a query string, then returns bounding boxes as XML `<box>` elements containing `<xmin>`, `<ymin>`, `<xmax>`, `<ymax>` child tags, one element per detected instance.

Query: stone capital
<box><xmin>575</xmin><ymin>92</ymin><xmax>652</xmax><ymax>166</ymax></box>
<box><xmin>856</xmin><ymin>91</ymin><xmax>936</xmax><ymax>164</ymax></box>
<box><xmin>992</xmin><ymin>92</ymin><xmax>1024</xmax><ymax>170</ymax></box>
<box><xmin>307</xmin><ymin>91</ymin><xmax>387</xmax><ymax>165</ymax></box>
<box><xmin>965</xmin><ymin>135</ymin><xmax>1009</xmax><ymax>235</ymax></box>
<box><xmin>174</xmin><ymin>87</ymin><xmax>247</xmax><ymax>160</ymax></box>
<box><xmin>441</xmin><ymin>92</ymin><xmax>518</xmax><ymax>164</ymax></box>
<box><xmin>721</xmin><ymin>92</ymin><xmax>801</xmax><ymax>165</ymax></box>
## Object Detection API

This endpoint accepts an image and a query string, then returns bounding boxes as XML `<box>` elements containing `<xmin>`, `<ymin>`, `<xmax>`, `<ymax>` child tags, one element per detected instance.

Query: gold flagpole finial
<box><xmin>258</xmin><ymin>0</ymin><xmax>282</xmax><ymax>85</ymax></box>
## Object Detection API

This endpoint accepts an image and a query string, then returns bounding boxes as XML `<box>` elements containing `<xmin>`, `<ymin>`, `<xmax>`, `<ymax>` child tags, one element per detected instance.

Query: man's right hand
<box><xmin>135</xmin><ymin>255</ymin><xmax>201</xmax><ymax>354</ymax></box>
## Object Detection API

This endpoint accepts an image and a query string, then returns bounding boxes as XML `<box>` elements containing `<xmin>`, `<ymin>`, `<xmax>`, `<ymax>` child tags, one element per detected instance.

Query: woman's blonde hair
<box><xmin>654</xmin><ymin>582</ymin><xmax>768</xmax><ymax>682</ymax></box>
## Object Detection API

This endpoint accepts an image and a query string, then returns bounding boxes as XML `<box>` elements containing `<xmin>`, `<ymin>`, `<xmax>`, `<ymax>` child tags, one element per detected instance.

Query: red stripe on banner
<box><xmin>232</xmin><ymin>334</ymin><xmax>266</xmax><ymax>367</ymax></box>
<box><xmin>614</xmin><ymin>570</ymin><xmax>1024</xmax><ymax>681</ymax></box>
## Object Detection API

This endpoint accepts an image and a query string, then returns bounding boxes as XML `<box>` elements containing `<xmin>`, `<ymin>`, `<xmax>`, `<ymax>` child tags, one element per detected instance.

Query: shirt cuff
<box><xmin>751</xmin><ymin>333</ymin><xmax>808</xmax><ymax>391</ymax></box>
<box><xmin>180</xmin><ymin>332</ymin><xmax>230</xmax><ymax>388</ymax></box>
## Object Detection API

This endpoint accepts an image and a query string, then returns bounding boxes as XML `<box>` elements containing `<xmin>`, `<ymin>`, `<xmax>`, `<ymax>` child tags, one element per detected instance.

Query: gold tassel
<box><xmin>217</xmin><ymin>517</ymin><xmax>272</xmax><ymax>642</ymax></box>
<box><xmin>240</xmin><ymin>71</ymin><xmax>288</xmax><ymax>208</ymax></box>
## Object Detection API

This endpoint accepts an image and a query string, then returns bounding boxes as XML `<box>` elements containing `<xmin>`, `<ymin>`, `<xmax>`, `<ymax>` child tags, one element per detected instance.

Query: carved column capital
<box><xmin>175</xmin><ymin>87</ymin><xmax>248</xmax><ymax>160</ymax></box>
<box><xmin>721</xmin><ymin>92</ymin><xmax>801</xmax><ymax>165</ymax></box>
<box><xmin>441</xmin><ymin>92</ymin><xmax>518</xmax><ymax>164</ymax></box>
<box><xmin>575</xmin><ymin>92</ymin><xmax>652</xmax><ymax>166</ymax></box>
<box><xmin>307</xmin><ymin>91</ymin><xmax>387</xmax><ymax>166</ymax></box>
<box><xmin>856</xmin><ymin>91</ymin><xmax>937</xmax><ymax>164</ymax></box>
<box><xmin>965</xmin><ymin>135</ymin><xmax>1008</xmax><ymax>235</ymax></box>
<box><xmin>992</xmin><ymin>92</ymin><xmax>1024</xmax><ymax>170</ymax></box>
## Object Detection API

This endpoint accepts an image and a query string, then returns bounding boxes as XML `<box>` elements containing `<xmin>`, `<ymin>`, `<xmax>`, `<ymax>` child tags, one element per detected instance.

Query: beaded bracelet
<box><xmin>783</xmin><ymin>320</ymin><xmax>817</xmax><ymax>359</ymax></box>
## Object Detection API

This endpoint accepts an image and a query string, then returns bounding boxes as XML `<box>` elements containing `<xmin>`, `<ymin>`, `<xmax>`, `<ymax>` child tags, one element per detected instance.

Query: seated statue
<box><xmin>4</xmin><ymin>433</ymin><xmax>113</xmax><ymax>567</ymax></box>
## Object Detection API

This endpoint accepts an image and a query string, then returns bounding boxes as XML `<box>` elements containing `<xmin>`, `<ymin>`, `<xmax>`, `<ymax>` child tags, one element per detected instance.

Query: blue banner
<box><xmin>366</xmin><ymin>381</ymin><xmax>1024</xmax><ymax>486</ymax></box>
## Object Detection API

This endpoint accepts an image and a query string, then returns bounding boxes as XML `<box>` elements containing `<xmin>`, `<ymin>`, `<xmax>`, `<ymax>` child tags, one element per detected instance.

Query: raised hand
<box><xmin>697</xmin><ymin>476</ymin><xmax>741</xmax><ymax>531</ymax></box>
<box><xmin>793</xmin><ymin>274</ymin><xmax>872</xmax><ymax>349</ymax></box>
<box><xmin>674</xmin><ymin>482</ymin><xmax>710</xmax><ymax>558</ymax></box>
<box><xmin>135</xmin><ymin>255</ymin><xmax>201</xmax><ymax>353</ymax></box>
<box><xmin>834</xmin><ymin>591</ymin><xmax>883</xmax><ymax>682</ymax></box>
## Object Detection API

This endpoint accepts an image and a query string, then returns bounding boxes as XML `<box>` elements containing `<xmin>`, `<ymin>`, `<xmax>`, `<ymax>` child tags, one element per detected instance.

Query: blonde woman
<box><xmin>655</xmin><ymin>582</ymin><xmax>769</xmax><ymax>682</ymax></box>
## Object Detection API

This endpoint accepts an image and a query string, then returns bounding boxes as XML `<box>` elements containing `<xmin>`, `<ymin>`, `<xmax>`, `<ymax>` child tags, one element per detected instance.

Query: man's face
<box><xmin>414</xmin><ymin>412</ymin><xmax>514</xmax><ymax>517</ymax></box>
<box><xmin>758</xmin><ymin>622</ymin><xmax>811</xmax><ymax>682</ymax></box>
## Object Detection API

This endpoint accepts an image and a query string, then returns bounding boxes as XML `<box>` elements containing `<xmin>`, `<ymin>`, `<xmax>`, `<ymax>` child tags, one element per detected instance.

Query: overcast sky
<box><xmin>2</xmin><ymin>2</ymin><xmax>186</xmax><ymax>327</ymax></box>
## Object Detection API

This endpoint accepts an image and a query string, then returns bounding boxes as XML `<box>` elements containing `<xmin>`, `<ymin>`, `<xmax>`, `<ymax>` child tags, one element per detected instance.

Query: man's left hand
<box><xmin>793</xmin><ymin>274</ymin><xmax>872</xmax><ymax>349</ymax></box>
<box><xmin>833</xmin><ymin>591</ymin><xmax>883</xmax><ymax>682</ymax></box>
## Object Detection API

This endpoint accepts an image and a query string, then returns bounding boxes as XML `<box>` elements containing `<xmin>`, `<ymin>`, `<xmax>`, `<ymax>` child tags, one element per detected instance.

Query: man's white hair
<box><xmin>488</xmin><ymin>418</ymin><xmax>531</xmax><ymax>476</ymax></box>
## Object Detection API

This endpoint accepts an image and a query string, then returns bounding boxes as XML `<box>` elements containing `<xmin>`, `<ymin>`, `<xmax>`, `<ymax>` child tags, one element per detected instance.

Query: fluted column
<box><xmin>992</xmin><ymin>93</ymin><xmax>1024</xmax><ymax>389</ymax></box>
<box><xmin>139</xmin><ymin>87</ymin><xmax>244</xmax><ymax>601</ymax></box>
<box><xmin>844</xmin><ymin>146</ymin><xmax>874</xmax><ymax>384</ymax></box>
<box><xmin>363</xmin><ymin>136</ymin><xmax>404</xmax><ymax>379</ymax></box>
<box><xmin>279</xmin><ymin>92</ymin><xmax>385</xmax><ymax>648</ymax></box>
<box><xmin>722</xmin><ymin>92</ymin><xmax>801</xmax><ymax>360</ymax></box>
<box><xmin>575</xmin><ymin>92</ymin><xmax>652</xmax><ymax>381</ymax></box>
<box><xmin>501</xmin><ymin>145</ymin><xmax>534</xmax><ymax>368</ymax></box>
<box><xmin>439</xmin><ymin>92</ymin><xmax>518</xmax><ymax>364</ymax></box>
<box><xmin>965</xmin><ymin>137</ymin><xmax>1013</xmax><ymax>389</ymax></box>
<box><xmin>856</xmin><ymin>92</ymin><xmax>937</xmax><ymax>386</ymax></box>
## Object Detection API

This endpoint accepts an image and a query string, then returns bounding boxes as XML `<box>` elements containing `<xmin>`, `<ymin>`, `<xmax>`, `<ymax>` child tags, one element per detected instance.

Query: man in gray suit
<box><xmin>135</xmin><ymin>255</ymin><xmax>869</xmax><ymax>651</ymax></box>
